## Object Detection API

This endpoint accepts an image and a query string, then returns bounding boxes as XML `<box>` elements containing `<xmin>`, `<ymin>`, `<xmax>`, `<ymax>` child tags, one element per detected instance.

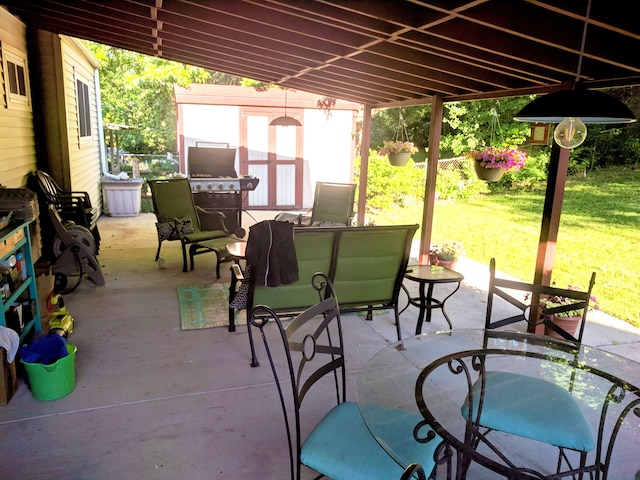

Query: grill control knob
<box><xmin>228</xmin><ymin>183</ymin><xmax>235</xmax><ymax>190</ymax></box>
<box><xmin>195</xmin><ymin>184</ymin><xmax>202</xmax><ymax>191</ymax></box>
<box><xmin>207</xmin><ymin>184</ymin><xmax>214</xmax><ymax>191</ymax></box>
<box><xmin>218</xmin><ymin>183</ymin><xmax>224</xmax><ymax>190</ymax></box>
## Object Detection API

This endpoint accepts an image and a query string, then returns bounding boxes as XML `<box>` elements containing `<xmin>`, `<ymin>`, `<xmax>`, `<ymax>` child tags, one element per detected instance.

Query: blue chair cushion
<box><xmin>301</xmin><ymin>402</ymin><xmax>438</xmax><ymax>480</ymax></box>
<box><xmin>461</xmin><ymin>371</ymin><xmax>595</xmax><ymax>451</ymax></box>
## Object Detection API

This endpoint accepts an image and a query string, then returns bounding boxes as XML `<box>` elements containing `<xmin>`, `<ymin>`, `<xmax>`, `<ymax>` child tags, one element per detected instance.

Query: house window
<box><xmin>76</xmin><ymin>78</ymin><xmax>91</xmax><ymax>138</ymax></box>
<box><xmin>2</xmin><ymin>45</ymin><xmax>30</xmax><ymax>108</ymax></box>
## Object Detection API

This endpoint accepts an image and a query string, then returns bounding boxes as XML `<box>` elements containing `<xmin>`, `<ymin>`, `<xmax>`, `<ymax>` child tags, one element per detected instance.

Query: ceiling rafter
<box><xmin>3</xmin><ymin>0</ymin><xmax>640</xmax><ymax>107</ymax></box>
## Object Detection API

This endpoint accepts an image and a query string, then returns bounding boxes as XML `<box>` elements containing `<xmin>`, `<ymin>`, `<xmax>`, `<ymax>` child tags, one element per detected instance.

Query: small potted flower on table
<box><xmin>429</xmin><ymin>242</ymin><xmax>464</xmax><ymax>270</ymax></box>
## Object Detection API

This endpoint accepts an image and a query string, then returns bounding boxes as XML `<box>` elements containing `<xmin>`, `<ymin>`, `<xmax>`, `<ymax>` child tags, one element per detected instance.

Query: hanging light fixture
<box><xmin>514</xmin><ymin>0</ymin><xmax>635</xmax><ymax>149</ymax></box>
<box><xmin>270</xmin><ymin>82</ymin><xmax>301</xmax><ymax>127</ymax></box>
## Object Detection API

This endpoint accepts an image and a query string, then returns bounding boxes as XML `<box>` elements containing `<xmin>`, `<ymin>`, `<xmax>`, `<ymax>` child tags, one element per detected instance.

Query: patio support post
<box><xmin>529</xmin><ymin>142</ymin><xmax>570</xmax><ymax>333</ymax></box>
<box><xmin>418</xmin><ymin>94</ymin><xmax>443</xmax><ymax>265</ymax></box>
<box><xmin>357</xmin><ymin>104</ymin><xmax>372</xmax><ymax>226</ymax></box>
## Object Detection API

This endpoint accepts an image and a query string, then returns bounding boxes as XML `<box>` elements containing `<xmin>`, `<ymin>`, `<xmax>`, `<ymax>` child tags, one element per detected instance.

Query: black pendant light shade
<box><xmin>514</xmin><ymin>89</ymin><xmax>636</xmax><ymax>124</ymax></box>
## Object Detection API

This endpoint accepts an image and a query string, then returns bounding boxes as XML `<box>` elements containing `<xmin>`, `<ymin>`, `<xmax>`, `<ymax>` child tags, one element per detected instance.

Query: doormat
<box><xmin>178</xmin><ymin>283</ymin><xmax>246</xmax><ymax>330</ymax></box>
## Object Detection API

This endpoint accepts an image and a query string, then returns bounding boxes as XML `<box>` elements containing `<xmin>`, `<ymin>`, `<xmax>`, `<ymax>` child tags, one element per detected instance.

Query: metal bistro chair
<box><xmin>148</xmin><ymin>178</ymin><xmax>243</xmax><ymax>274</ymax></box>
<box><xmin>460</xmin><ymin>258</ymin><xmax>599</xmax><ymax>477</ymax></box>
<box><xmin>486</xmin><ymin>257</ymin><xmax>596</xmax><ymax>345</ymax></box>
<box><xmin>249</xmin><ymin>273</ymin><xmax>437</xmax><ymax>480</ymax></box>
<box><xmin>400</xmin><ymin>463</ymin><xmax>428</xmax><ymax>480</ymax></box>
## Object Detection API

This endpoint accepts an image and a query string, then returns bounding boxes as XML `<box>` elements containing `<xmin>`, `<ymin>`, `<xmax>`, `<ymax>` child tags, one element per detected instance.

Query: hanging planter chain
<box><xmin>395</xmin><ymin>108</ymin><xmax>410</xmax><ymax>144</ymax></box>
<box><xmin>489</xmin><ymin>106</ymin><xmax>504</xmax><ymax>146</ymax></box>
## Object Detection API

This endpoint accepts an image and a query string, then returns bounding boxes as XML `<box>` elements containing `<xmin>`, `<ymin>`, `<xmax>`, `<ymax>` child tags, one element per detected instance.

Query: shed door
<box><xmin>240</xmin><ymin>108</ymin><xmax>303</xmax><ymax>209</ymax></box>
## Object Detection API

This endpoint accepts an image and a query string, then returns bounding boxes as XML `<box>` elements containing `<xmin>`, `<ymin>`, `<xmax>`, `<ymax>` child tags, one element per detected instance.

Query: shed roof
<box><xmin>174</xmin><ymin>84</ymin><xmax>361</xmax><ymax>109</ymax></box>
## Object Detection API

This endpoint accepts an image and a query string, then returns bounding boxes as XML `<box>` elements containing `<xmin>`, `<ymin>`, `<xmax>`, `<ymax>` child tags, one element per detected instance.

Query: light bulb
<box><xmin>553</xmin><ymin>117</ymin><xmax>587</xmax><ymax>149</ymax></box>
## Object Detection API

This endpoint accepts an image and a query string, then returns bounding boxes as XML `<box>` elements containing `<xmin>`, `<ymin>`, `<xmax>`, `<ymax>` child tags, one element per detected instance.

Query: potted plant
<box><xmin>539</xmin><ymin>288</ymin><xmax>599</xmax><ymax>339</ymax></box>
<box><xmin>429</xmin><ymin>241</ymin><xmax>464</xmax><ymax>270</ymax></box>
<box><xmin>378</xmin><ymin>140</ymin><xmax>418</xmax><ymax>167</ymax></box>
<box><xmin>466</xmin><ymin>146</ymin><xmax>527</xmax><ymax>182</ymax></box>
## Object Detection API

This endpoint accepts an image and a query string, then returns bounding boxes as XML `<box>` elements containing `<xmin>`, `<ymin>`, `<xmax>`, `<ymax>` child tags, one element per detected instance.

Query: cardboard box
<box><xmin>0</xmin><ymin>347</ymin><xmax>17</xmax><ymax>405</ymax></box>
<box><xmin>0</xmin><ymin>228</ymin><xmax>25</xmax><ymax>258</ymax></box>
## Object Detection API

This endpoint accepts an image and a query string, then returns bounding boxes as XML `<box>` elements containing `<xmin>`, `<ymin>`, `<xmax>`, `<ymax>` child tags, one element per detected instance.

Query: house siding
<box><xmin>0</xmin><ymin>7</ymin><xmax>36</xmax><ymax>188</ymax></box>
<box><xmin>33</xmin><ymin>31</ymin><xmax>102</xmax><ymax>213</ymax></box>
<box><xmin>60</xmin><ymin>36</ymin><xmax>102</xmax><ymax>212</ymax></box>
<box><xmin>0</xmin><ymin>7</ymin><xmax>40</xmax><ymax>257</ymax></box>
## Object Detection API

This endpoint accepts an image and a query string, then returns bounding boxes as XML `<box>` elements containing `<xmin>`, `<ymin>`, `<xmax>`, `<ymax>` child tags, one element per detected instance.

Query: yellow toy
<box><xmin>48</xmin><ymin>294</ymin><xmax>74</xmax><ymax>337</ymax></box>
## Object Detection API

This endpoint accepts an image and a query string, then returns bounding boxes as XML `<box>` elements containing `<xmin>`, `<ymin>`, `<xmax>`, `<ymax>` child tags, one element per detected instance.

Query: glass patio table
<box><xmin>357</xmin><ymin>329</ymin><xmax>640</xmax><ymax>479</ymax></box>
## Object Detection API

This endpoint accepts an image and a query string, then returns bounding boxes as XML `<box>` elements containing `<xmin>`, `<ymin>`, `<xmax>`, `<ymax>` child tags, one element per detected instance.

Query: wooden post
<box><xmin>357</xmin><ymin>104</ymin><xmax>372</xmax><ymax>226</ymax></box>
<box><xmin>529</xmin><ymin>141</ymin><xmax>570</xmax><ymax>333</ymax></box>
<box><xmin>419</xmin><ymin>94</ymin><xmax>443</xmax><ymax>265</ymax></box>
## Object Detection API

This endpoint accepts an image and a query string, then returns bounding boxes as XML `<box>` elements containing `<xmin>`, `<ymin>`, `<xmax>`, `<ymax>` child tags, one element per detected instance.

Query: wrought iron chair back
<box><xmin>486</xmin><ymin>257</ymin><xmax>596</xmax><ymax>345</ymax></box>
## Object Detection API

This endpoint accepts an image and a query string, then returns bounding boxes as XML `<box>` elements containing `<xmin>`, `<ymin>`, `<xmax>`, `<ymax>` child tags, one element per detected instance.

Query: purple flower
<box><xmin>466</xmin><ymin>146</ymin><xmax>527</xmax><ymax>171</ymax></box>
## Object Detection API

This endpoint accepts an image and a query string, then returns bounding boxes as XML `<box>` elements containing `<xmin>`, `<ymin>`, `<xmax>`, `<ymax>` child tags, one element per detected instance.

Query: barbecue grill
<box><xmin>187</xmin><ymin>146</ymin><xmax>258</xmax><ymax>233</ymax></box>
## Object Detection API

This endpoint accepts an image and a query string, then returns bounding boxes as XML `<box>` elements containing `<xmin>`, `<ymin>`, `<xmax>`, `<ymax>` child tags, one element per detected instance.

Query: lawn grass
<box><xmin>369</xmin><ymin>166</ymin><xmax>640</xmax><ymax>327</ymax></box>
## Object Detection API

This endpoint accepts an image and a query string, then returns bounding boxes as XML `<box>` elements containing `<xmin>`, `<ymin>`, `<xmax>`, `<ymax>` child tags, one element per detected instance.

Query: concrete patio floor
<box><xmin>1</xmin><ymin>212</ymin><xmax>639</xmax><ymax>479</ymax></box>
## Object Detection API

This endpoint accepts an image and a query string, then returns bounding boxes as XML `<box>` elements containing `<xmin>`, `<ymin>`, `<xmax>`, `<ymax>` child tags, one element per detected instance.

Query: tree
<box><xmin>87</xmin><ymin>43</ymin><xmax>240</xmax><ymax>154</ymax></box>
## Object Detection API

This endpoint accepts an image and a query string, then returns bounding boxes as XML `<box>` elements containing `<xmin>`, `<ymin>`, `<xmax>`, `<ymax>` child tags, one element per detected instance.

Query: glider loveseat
<box><xmin>228</xmin><ymin>224</ymin><xmax>418</xmax><ymax>366</ymax></box>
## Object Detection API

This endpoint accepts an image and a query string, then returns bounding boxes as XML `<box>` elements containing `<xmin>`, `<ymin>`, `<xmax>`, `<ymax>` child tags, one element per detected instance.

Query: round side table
<box><xmin>401</xmin><ymin>265</ymin><xmax>464</xmax><ymax>334</ymax></box>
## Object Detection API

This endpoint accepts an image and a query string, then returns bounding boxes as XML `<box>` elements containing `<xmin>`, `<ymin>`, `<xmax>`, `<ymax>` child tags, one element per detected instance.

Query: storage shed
<box><xmin>174</xmin><ymin>84</ymin><xmax>361</xmax><ymax>211</ymax></box>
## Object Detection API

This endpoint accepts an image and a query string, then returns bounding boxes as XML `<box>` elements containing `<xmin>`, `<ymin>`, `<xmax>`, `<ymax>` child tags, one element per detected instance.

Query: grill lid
<box><xmin>188</xmin><ymin>147</ymin><xmax>237</xmax><ymax>178</ymax></box>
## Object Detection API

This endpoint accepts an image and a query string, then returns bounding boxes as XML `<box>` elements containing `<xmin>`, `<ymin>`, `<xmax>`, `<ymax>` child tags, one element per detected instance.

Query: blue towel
<box><xmin>19</xmin><ymin>335</ymin><xmax>68</xmax><ymax>365</ymax></box>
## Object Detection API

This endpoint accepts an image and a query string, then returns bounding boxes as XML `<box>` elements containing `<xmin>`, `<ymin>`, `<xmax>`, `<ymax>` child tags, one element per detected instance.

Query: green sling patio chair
<box><xmin>148</xmin><ymin>178</ymin><xmax>242</xmax><ymax>273</ymax></box>
<box><xmin>275</xmin><ymin>182</ymin><xmax>356</xmax><ymax>226</ymax></box>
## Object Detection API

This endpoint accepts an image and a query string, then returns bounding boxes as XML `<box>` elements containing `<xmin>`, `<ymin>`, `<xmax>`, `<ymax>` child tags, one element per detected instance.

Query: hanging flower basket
<box><xmin>466</xmin><ymin>146</ymin><xmax>528</xmax><ymax>182</ymax></box>
<box><xmin>388</xmin><ymin>152</ymin><xmax>411</xmax><ymax>166</ymax></box>
<box><xmin>378</xmin><ymin>109</ymin><xmax>418</xmax><ymax>167</ymax></box>
<box><xmin>473</xmin><ymin>161</ymin><xmax>506</xmax><ymax>182</ymax></box>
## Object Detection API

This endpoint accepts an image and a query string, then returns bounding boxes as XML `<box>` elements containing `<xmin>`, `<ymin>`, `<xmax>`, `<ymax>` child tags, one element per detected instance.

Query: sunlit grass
<box><xmin>369</xmin><ymin>167</ymin><xmax>640</xmax><ymax>327</ymax></box>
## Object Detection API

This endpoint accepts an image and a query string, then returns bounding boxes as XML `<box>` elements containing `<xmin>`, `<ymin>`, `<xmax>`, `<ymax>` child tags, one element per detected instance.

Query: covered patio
<box><xmin>0</xmin><ymin>212</ymin><xmax>639</xmax><ymax>479</ymax></box>
<box><xmin>4</xmin><ymin>0</ymin><xmax>640</xmax><ymax>281</ymax></box>
<box><xmin>2</xmin><ymin>2</ymin><xmax>640</xmax><ymax>477</ymax></box>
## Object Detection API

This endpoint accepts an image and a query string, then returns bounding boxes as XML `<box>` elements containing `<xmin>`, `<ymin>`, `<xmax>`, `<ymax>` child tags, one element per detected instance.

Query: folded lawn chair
<box><xmin>29</xmin><ymin>170</ymin><xmax>101</xmax><ymax>255</ymax></box>
<box><xmin>148</xmin><ymin>178</ymin><xmax>244</xmax><ymax>273</ymax></box>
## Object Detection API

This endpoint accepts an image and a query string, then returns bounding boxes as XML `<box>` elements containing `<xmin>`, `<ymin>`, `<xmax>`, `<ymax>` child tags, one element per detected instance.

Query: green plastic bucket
<box><xmin>21</xmin><ymin>343</ymin><xmax>77</xmax><ymax>401</ymax></box>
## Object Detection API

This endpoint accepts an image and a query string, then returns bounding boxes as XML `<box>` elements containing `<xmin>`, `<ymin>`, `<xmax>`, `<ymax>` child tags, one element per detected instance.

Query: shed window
<box><xmin>76</xmin><ymin>78</ymin><xmax>91</xmax><ymax>138</ymax></box>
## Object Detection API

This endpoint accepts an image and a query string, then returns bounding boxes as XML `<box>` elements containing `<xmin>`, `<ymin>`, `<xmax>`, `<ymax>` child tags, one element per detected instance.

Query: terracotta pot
<box><xmin>474</xmin><ymin>161</ymin><xmax>506</xmax><ymax>182</ymax></box>
<box><xmin>388</xmin><ymin>153</ymin><xmax>411</xmax><ymax>167</ymax></box>
<box><xmin>544</xmin><ymin>315</ymin><xmax>581</xmax><ymax>339</ymax></box>
<box><xmin>435</xmin><ymin>259</ymin><xmax>457</xmax><ymax>270</ymax></box>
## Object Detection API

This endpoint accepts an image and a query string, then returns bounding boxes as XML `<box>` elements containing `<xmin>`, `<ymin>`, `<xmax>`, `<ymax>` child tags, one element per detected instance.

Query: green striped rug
<box><xmin>178</xmin><ymin>283</ymin><xmax>246</xmax><ymax>330</ymax></box>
